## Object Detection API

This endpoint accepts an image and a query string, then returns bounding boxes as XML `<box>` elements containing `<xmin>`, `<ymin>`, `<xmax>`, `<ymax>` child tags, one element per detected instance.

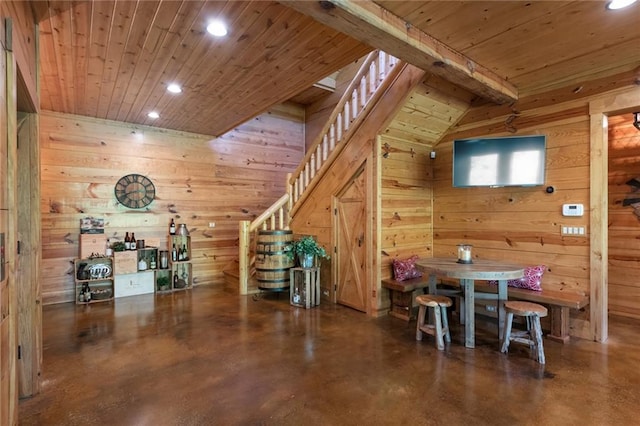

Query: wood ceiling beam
<box><xmin>29</xmin><ymin>1</ymin><xmax>51</xmax><ymax>22</ymax></box>
<box><xmin>280</xmin><ymin>0</ymin><xmax>519</xmax><ymax>105</ymax></box>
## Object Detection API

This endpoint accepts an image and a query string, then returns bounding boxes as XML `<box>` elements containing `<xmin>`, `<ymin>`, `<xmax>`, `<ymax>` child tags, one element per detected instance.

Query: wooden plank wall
<box><xmin>608</xmin><ymin>114</ymin><xmax>640</xmax><ymax>320</ymax></box>
<box><xmin>2</xmin><ymin>1</ymin><xmax>41</xmax><ymax>422</ymax></box>
<box><xmin>40</xmin><ymin>108</ymin><xmax>304</xmax><ymax>305</ymax></box>
<box><xmin>289</xmin><ymin>126</ymin><xmax>372</xmax><ymax>308</ymax></box>
<box><xmin>0</xmin><ymin>13</ymin><xmax>11</xmax><ymax>425</ymax></box>
<box><xmin>436</xmin><ymin>113</ymin><xmax>599</xmax><ymax>287</ymax></box>
<box><xmin>434</xmin><ymin>115</ymin><xmax>591</xmax><ymax>295</ymax></box>
<box><xmin>2</xmin><ymin>0</ymin><xmax>38</xmax><ymax>111</ymax></box>
<box><xmin>16</xmin><ymin>112</ymin><xmax>41</xmax><ymax>398</ymax></box>
<box><xmin>290</xmin><ymin>64</ymin><xmax>425</xmax><ymax>316</ymax></box>
<box><xmin>434</xmin><ymin>82</ymin><xmax>640</xmax><ymax>338</ymax></box>
<box><xmin>379</xmin><ymin>135</ymin><xmax>433</xmax><ymax>278</ymax></box>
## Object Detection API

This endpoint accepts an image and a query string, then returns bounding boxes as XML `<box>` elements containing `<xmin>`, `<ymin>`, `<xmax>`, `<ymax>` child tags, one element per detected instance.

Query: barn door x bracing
<box><xmin>335</xmin><ymin>167</ymin><xmax>367</xmax><ymax>312</ymax></box>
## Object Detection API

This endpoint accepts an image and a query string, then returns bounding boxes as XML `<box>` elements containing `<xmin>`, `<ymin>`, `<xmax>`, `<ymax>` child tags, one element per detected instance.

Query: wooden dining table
<box><xmin>415</xmin><ymin>257</ymin><xmax>525</xmax><ymax>349</ymax></box>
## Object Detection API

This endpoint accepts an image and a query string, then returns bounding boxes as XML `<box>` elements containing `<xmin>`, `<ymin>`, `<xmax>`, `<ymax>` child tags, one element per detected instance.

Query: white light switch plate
<box><xmin>561</xmin><ymin>225</ymin><xmax>587</xmax><ymax>237</ymax></box>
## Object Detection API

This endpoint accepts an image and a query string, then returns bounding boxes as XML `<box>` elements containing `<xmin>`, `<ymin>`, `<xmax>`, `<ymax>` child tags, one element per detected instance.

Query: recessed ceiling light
<box><xmin>147</xmin><ymin>111</ymin><xmax>159</xmax><ymax>119</ymax></box>
<box><xmin>207</xmin><ymin>20</ymin><xmax>228</xmax><ymax>37</ymax></box>
<box><xmin>606</xmin><ymin>0</ymin><xmax>637</xmax><ymax>10</ymax></box>
<box><xmin>167</xmin><ymin>83</ymin><xmax>182</xmax><ymax>94</ymax></box>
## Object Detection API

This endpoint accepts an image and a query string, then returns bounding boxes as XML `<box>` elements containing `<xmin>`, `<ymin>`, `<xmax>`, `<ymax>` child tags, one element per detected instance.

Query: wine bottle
<box><xmin>173</xmin><ymin>272</ymin><xmax>178</xmax><ymax>288</ymax></box>
<box><xmin>178</xmin><ymin>246</ymin><xmax>184</xmax><ymax>261</ymax></box>
<box><xmin>84</xmin><ymin>283</ymin><xmax>91</xmax><ymax>302</ymax></box>
<box><xmin>131</xmin><ymin>233</ymin><xmax>137</xmax><ymax>250</ymax></box>
<box><xmin>138</xmin><ymin>257</ymin><xmax>147</xmax><ymax>271</ymax></box>
<box><xmin>124</xmin><ymin>232</ymin><xmax>131</xmax><ymax>250</ymax></box>
<box><xmin>169</xmin><ymin>219</ymin><xmax>176</xmax><ymax>235</ymax></box>
<box><xmin>149</xmin><ymin>254</ymin><xmax>157</xmax><ymax>269</ymax></box>
<box><xmin>182</xmin><ymin>244</ymin><xmax>188</xmax><ymax>261</ymax></box>
<box><xmin>105</xmin><ymin>238</ymin><xmax>113</xmax><ymax>257</ymax></box>
<box><xmin>172</xmin><ymin>243</ymin><xmax>177</xmax><ymax>261</ymax></box>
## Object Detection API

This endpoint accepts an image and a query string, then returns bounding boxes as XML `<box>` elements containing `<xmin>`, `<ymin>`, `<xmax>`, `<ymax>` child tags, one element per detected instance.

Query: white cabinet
<box><xmin>114</xmin><ymin>270</ymin><xmax>155</xmax><ymax>298</ymax></box>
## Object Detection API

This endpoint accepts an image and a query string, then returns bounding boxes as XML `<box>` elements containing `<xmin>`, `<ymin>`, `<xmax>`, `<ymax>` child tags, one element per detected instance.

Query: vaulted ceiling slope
<box><xmin>37</xmin><ymin>1</ymin><xmax>640</xmax><ymax>138</ymax></box>
<box><xmin>37</xmin><ymin>0</ymin><xmax>372</xmax><ymax>137</ymax></box>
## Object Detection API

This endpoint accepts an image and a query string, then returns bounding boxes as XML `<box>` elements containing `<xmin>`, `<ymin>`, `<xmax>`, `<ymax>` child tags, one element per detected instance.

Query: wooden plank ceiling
<box><xmin>37</xmin><ymin>0</ymin><xmax>372</xmax><ymax>137</ymax></box>
<box><xmin>37</xmin><ymin>1</ymin><xmax>640</xmax><ymax>139</ymax></box>
<box><xmin>375</xmin><ymin>0</ymin><xmax>640</xmax><ymax>96</ymax></box>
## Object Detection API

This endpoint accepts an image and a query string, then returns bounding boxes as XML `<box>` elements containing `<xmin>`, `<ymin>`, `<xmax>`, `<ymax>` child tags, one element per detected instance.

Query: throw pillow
<box><xmin>393</xmin><ymin>255</ymin><xmax>423</xmax><ymax>281</ymax></box>
<box><xmin>489</xmin><ymin>265</ymin><xmax>546</xmax><ymax>291</ymax></box>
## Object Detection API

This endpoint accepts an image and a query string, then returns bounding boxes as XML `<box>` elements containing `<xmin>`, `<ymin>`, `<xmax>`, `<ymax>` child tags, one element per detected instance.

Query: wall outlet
<box><xmin>561</xmin><ymin>225</ymin><xmax>587</xmax><ymax>236</ymax></box>
<box><xmin>208</xmin><ymin>222</ymin><xmax>216</xmax><ymax>228</ymax></box>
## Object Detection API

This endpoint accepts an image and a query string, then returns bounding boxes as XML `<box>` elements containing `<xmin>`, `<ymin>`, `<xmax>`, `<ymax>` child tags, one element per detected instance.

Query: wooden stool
<box><xmin>416</xmin><ymin>294</ymin><xmax>452</xmax><ymax>351</ymax></box>
<box><xmin>501</xmin><ymin>301</ymin><xmax>548</xmax><ymax>364</ymax></box>
<box><xmin>435</xmin><ymin>287</ymin><xmax>465</xmax><ymax>325</ymax></box>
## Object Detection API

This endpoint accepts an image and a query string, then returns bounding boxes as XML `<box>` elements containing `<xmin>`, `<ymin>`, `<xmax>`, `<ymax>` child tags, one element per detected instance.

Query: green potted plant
<box><xmin>286</xmin><ymin>235</ymin><xmax>330</xmax><ymax>268</ymax></box>
<box><xmin>110</xmin><ymin>241</ymin><xmax>126</xmax><ymax>252</ymax></box>
<box><xmin>156</xmin><ymin>275</ymin><xmax>170</xmax><ymax>292</ymax></box>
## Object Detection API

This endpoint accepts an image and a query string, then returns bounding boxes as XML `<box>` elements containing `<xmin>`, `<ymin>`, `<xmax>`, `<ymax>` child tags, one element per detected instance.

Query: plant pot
<box><xmin>298</xmin><ymin>254</ymin><xmax>316</xmax><ymax>268</ymax></box>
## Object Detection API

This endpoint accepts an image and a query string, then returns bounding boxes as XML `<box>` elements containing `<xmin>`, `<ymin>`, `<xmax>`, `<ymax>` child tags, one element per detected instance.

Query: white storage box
<box><xmin>114</xmin><ymin>270</ymin><xmax>154</xmax><ymax>298</ymax></box>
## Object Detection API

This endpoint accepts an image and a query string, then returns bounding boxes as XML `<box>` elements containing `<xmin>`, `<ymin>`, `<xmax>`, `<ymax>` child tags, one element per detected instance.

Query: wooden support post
<box><xmin>238</xmin><ymin>221</ymin><xmax>250</xmax><ymax>295</ymax></box>
<box><xmin>547</xmin><ymin>306</ymin><xmax>571</xmax><ymax>343</ymax></box>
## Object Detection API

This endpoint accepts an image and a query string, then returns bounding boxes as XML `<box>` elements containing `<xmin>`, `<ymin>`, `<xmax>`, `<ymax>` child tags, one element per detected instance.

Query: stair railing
<box><xmin>237</xmin><ymin>50</ymin><xmax>401</xmax><ymax>294</ymax></box>
<box><xmin>288</xmin><ymin>50</ymin><xmax>400</xmax><ymax>217</ymax></box>
<box><xmin>238</xmin><ymin>190</ymin><xmax>291</xmax><ymax>295</ymax></box>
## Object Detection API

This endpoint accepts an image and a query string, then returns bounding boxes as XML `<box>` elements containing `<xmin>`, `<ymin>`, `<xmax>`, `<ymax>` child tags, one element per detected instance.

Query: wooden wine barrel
<box><xmin>255</xmin><ymin>230</ymin><xmax>294</xmax><ymax>290</ymax></box>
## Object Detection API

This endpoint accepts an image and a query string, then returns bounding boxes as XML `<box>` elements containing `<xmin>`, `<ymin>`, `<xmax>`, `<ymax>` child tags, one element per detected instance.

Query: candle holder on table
<box><xmin>457</xmin><ymin>244</ymin><xmax>473</xmax><ymax>264</ymax></box>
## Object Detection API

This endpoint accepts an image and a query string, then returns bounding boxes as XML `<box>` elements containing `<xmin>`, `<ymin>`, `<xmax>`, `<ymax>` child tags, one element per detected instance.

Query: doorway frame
<box><xmin>331</xmin><ymin>158</ymin><xmax>375</xmax><ymax>314</ymax></box>
<box><xmin>589</xmin><ymin>86</ymin><xmax>640</xmax><ymax>343</ymax></box>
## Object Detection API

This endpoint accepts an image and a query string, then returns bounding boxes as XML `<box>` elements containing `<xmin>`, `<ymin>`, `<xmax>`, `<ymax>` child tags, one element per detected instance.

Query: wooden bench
<box><xmin>470</xmin><ymin>283</ymin><xmax>589</xmax><ymax>343</ymax></box>
<box><xmin>382</xmin><ymin>277</ymin><xmax>430</xmax><ymax>321</ymax></box>
<box><xmin>381</xmin><ymin>277</ymin><xmax>464</xmax><ymax>322</ymax></box>
<box><xmin>383</xmin><ymin>276</ymin><xmax>589</xmax><ymax>343</ymax></box>
<box><xmin>505</xmin><ymin>287</ymin><xmax>588</xmax><ymax>343</ymax></box>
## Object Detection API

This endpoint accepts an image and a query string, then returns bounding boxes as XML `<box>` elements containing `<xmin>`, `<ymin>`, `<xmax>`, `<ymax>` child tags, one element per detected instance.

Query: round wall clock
<box><xmin>114</xmin><ymin>174</ymin><xmax>156</xmax><ymax>209</ymax></box>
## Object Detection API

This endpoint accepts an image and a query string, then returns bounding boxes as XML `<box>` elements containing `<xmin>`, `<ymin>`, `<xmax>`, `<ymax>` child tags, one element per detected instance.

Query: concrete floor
<box><xmin>19</xmin><ymin>286</ymin><xmax>640</xmax><ymax>425</ymax></box>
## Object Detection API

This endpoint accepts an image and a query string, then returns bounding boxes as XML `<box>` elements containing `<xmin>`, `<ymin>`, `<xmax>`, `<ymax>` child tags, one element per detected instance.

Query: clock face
<box><xmin>114</xmin><ymin>174</ymin><xmax>156</xmax><ymax>209</ymax></box>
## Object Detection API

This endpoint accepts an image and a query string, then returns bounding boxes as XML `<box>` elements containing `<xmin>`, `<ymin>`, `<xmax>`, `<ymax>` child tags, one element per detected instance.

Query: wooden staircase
<box><xmin>226</xmin><ymin>193</ymin><xmax>291</xmax><ymax>295</ymax></box>
<box><xmin>226</xmin><ymin>50</ymin><xmax>403</xmax><ymax>295</ymax></box>
<box><xmin>287</xmin><ymin>50</ymin><xmax>401</xmax><ymax>218</ymax></box>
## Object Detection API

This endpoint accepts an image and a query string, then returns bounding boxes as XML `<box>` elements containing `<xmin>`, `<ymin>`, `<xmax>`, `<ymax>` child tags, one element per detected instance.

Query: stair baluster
<box><xmin>237</xmin><ymin>51</ymin><xmax>402</xmax><ymax>294</ymax></box>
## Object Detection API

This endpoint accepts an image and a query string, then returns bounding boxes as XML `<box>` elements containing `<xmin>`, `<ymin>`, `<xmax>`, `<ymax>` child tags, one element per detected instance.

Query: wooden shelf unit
<box><xmin>162</xmin><ymin>235</ymin><xmax>192</xmax><ymax>293</ymax></box>
<box><xmin>74</xmin><ymin>257</ymin><xmax>114</xmax><ymax>304</ymax></box>
<box><xmin>290</xmin><ymin>267</ymin><xmax>320</xmax><ymax>309</ymax></box>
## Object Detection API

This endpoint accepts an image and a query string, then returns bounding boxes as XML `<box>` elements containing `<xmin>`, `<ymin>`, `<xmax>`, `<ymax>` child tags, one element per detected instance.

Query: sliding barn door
<box><xmin>335</xmin><ymin>168</ymin><xmax>367</xmax><ymax>312</ymax></box>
